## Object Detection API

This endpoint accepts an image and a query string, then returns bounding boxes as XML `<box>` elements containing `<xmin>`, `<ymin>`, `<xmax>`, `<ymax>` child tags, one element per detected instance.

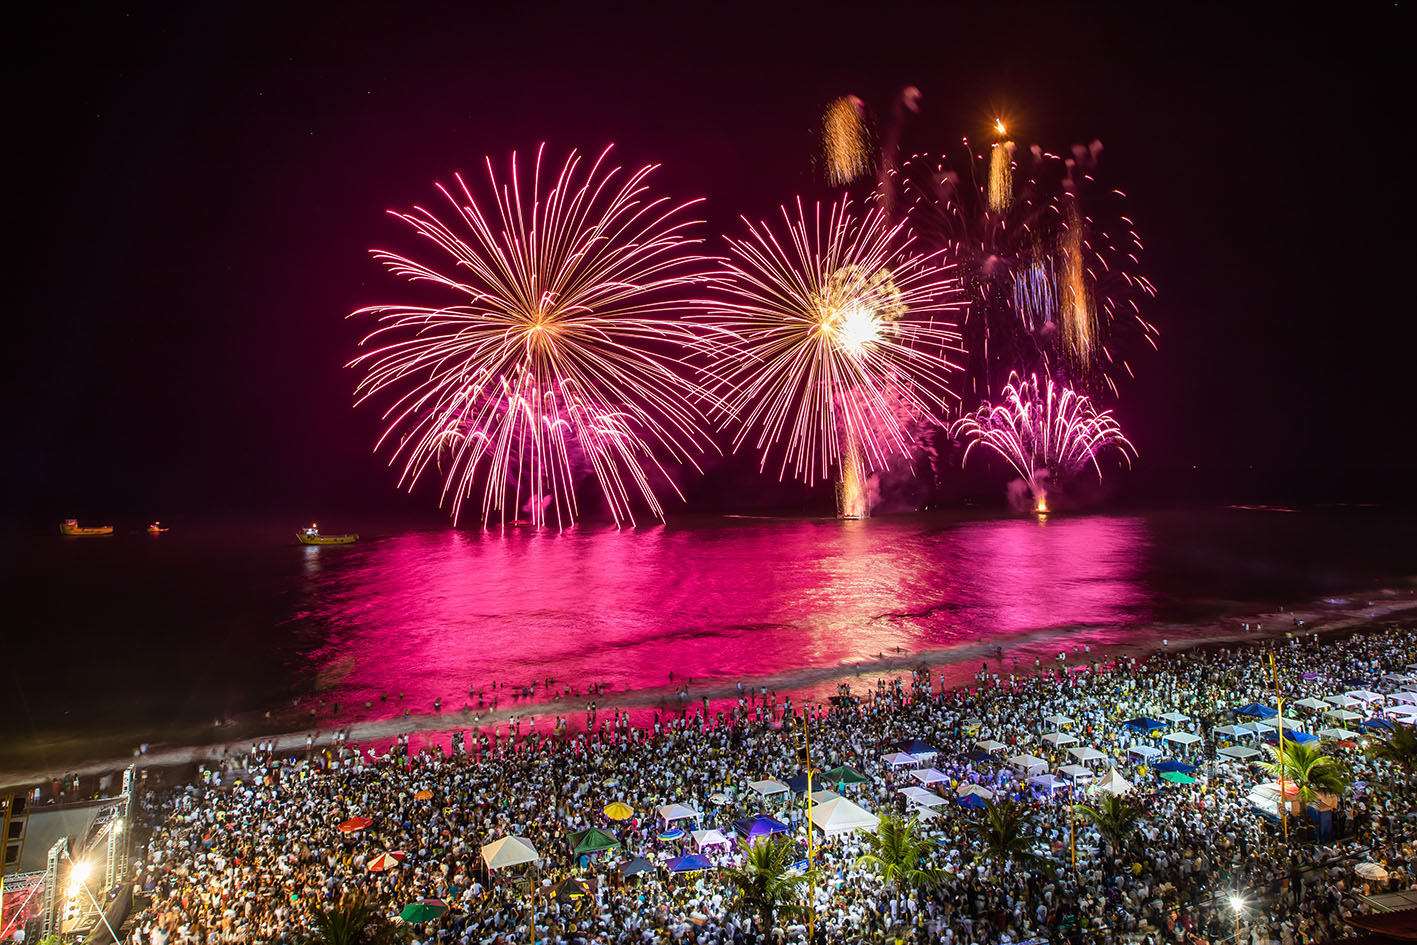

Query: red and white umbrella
<box><xmin>367</xmin><ymin>851</ymin><xmax>407</xmax><ymax>872</ymax></box>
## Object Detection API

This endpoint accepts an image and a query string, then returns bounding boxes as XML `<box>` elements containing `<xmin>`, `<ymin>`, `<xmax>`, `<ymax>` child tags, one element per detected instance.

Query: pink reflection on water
<box><xmin>295</xmin><ymin>515</ymin><xmax>1151</xmax><ymax>724</ymax></box>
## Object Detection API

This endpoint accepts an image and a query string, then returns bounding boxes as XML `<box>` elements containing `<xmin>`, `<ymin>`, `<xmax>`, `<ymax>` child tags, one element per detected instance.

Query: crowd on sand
<box><xmin>117</xmin><ymin>625</ymin><xmax>1417</xmax><ymax>945</ymax></box>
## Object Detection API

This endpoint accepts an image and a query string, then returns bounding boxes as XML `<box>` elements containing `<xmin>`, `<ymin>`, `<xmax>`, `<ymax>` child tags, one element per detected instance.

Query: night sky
<box><xmin>6</xmin><ymin>2</ymin><xmax>1412</xmax><ymax>526</ymax></box>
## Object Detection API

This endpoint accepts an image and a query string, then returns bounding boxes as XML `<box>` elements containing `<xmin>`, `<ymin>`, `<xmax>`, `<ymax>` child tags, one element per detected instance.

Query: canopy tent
<box><xmin>785</xmin><ymin>773</ymin><xmax>819</xmax><ymax>794</ymax></box>
<box><xmin>809</xmin><ymin>789</ymin><xmax>842</xmax><ymax>804</ymax></box>
<box><xmin>1058</xmin><ymin>764</ymin><xmax>1094</xmax><ymax>781</ymax></box>
<box><xmin>1381</xmin><ymin>673</ymin><xmax>1417</xmax><ymax>686</ymax></box>
<box><xmin>975</xmin><ymin>740</ymin><xmax>1008</xmax><ymax>754</ymax></box>
<box><xmin>822</xmin><ymin>765</ymin><xmax>869</xmax><ymax>785</ymax></box>
<box><xmin>1387</xmin><ymin>691</ymin><xmax>1417</xmax><ymax>705</ymax></box>
<box><xmin>1265</xmin><ymin>730</ymin><xmax>1318</xmax><ymax>746</ymax></box>
<box><xmin>1217</xmin><ymin>745</ymin><xmax>1261</xmax><ymax>761</ymax></box>
<box><xmin>1009</xmin><ymin>754</ymin><xmax>1048</xmax><ymax>774</ymax></box>
<box><xmin>808</xmin><ymin>797</ymin><xmax>880</xmax><ymax>836</ymax></box>
<box><xmin>909</xmin><ymin>805</ymin><xmax>943</xmax><ymax>821</ymax></box>
<box><xmin>747</xmin><ymin>779</ymin><xmax>790</xmax><ymax>796</ymax></box>
<box><xmin>957</xmin><ymin>792</ymin><xmax>988</xmax><ymax>810</ymax></box>
<box><xmin>1163</xmin><ymin>731</ymin><xmax>1203</xmax><ymax>747</ymax></box>
<box><xmin>1027</xmin><ymin>774</ymin><xmax>1068</xmax><ymax>793</ymax></box>
<box><xmin>1153</xmin><ymin>760</ymin><xmax>1198</xmax><ymax>774</ymax></box>
<box><xmin>1324</xmin><ymin>707</ymin><xmax>1364</xmax><ymax>722</ymax></box>
<box><xmin>1126</xmin><ymin>745</ymin><xmax>1162</xmax><ymax>760</ymax></box>
<box><xmin>1160</xmin><ymin>771</ymin><xmax>1198</xmax><ymax>784</ymax></box>
<box><xmin>1043</xmin><ymin>714</ymin><xmax>1075</xmax><ymax>728</ymax></box>
<box><xmin>1235</xmin><ymin>703</ymin><xmax>1279</xmax><ymax>719</ymax></box>
<box><xmin>1160</xmin><ymin>711</ymin><xmax>1191</xmax><ymax>724</ymax></box>
<box><xmin>1324</xmin><ymin>694</ymin><xmax>1362</xmax><ymax>708</ymax></box>
<box><xmin>1362</xmin><ymin>718</ymin><xmax>1395</xmax><ymax>732</ymax></box>
<box><xmin>1068</xmin><ymin>746</ymin><xmax>1108</xmax><ymax>764</ymax></box>
<box><xmin>1384</xmin><ymin>705</ymin><xmax>1417</xmax><ymax>720</ymax></box>
<box><xmin>898</xmin><ymin>785</ymin><xmax>947</xmax><ymax>807</ymax></box>
<box><xmin>567</xmin><ymin>827</ymin><xmax>620</xmax><ymax>854</ymax></box>
<box><xmin>893</xmin><ymin>739</ymin><xmax>939</xmax><ymax>758</ymax></box>
<box><xmin>912</xmin><ymin>768</ymin><xmax>950</xmax><ymax>785</ymax></box>
<box><xmin>1346</xmin><ymin>689</ymin><xmax>1386</xmax><ymax>704</ymax></box>
<box><xmin>956</xmin><ymin>784</ymin><xmax>995</xmax><ymax>801</ymax></box>
<box><xmin>1292</xmin><ymin>697</ymin><xmax>1332</xmax><ymax>712</ymax></box>
<box><xmin>656</xmin><ymin>803</ymin><xmax>700</xmax><ymax>825</ymax></box>
<box><xmin>1092</xmin><ymin>769</ymin><xmax>1133</xmax><ymax>796</ymax></box>
<box><xmin>882</xmin><ymin>752</ymin><xmax>921</xmax><ymax>767</ymax></box>
<box><xmin>616</xmin><ymin>855</ymin><xmax>655</xmax><ymax>878</ymax></box>
<box><xmin>1213</xmin><ymin>724</ymin><xmax>1255</xmax><ymax>739</ymax></box>
<box><xmin>1122</xmin><ymin>717</ymin><xmax>1166</xmax><ymax>734</ymax></box>
<box><xmin>1318</xmin><ymin>727</ymin><xmax>1363</xmax><ymax>741</ymax></box>
<box><xmin>732</xmin><ymin>816</ymin><xmax>789</xmax><ymax>842</ymax></box>
<box><xmin>664</xmin><ymin>854</ymin><xmax>712</xmax><ymax>873</ymax></box>
<box><xmin>481</xmin><ymin>836</ymin><xmax>540</xmax><ymax>871</ymax></box>
<box><xmin>691</xmin><ymin>829</ymin><xmax>732</xmax><ymax>849</ymax></box>
<box><xmin>1041</xmin><ymin>731</ymin><xmax>1078</xmax><ymax>747</ymax></box>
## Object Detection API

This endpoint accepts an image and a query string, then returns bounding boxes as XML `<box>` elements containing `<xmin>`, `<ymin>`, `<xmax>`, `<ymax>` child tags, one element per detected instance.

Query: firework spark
<box><xmin>950</xmin><ymin>371</ymin><xmax>1134</xmax><ymax>510</ymax></box>
<box><xmin>694</xmin><ymin>198</ymin><xmax>963</xmax><ymax>515</ymax></box>
<box><xmin>820</xmin><ymin>96</ymin><xmax>874</xmax><ymax>186</ymax></box>
<box><xmin>349</xmin><ymin>145</ymin><xmax>714</xmax><ymax>529</ymax></box>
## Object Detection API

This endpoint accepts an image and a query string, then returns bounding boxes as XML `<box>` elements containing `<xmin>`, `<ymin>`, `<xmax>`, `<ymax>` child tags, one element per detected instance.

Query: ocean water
<box><xmin>2</xmin><ymin>507</ymin><xmax>1414</xmax><ymax>770</ymax></box>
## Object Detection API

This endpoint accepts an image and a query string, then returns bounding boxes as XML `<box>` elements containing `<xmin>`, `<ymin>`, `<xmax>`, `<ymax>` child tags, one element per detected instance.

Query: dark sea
<box><xmin>3</xmin><ymin>507</ymin><xmax>1415</xmax><ymax>773</ymax></box>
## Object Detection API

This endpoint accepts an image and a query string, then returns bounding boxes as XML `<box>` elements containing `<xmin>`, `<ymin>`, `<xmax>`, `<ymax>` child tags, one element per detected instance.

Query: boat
<box><xmin>146</xmin><ymin>522</ymin><xmax>169</xmax><ymax>534</ymax></box>
<box><xmin>296</xmin><ymin>523</ymin><xmax>358</xmax><ymax>545</ymax></box>
<box><xmin>60</xmin><ymin>518</ymin><xmax>113</xmax><ymax>537</ymax></box>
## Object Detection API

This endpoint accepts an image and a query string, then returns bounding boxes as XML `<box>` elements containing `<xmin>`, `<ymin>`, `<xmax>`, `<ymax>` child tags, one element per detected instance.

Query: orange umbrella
<box><xmin>339</xmin><ymin>816</ymin><xmax>373</xmax><ymax>832</ymax></box>
<box><xmin>414</xmin><ymin>789</ymin><xmax>434</xmax><ymax>801</ymax></box>
<box><xmin>367</xmin><ymin>851</ymin><xmax>406</xmax><ymax>872</ymax></box>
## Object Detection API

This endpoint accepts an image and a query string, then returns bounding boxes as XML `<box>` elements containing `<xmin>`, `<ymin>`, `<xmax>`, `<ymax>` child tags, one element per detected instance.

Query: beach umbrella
<box><xmin>665</xmin><ymin>853</ymin><xmax>712</xmax><ymax>872</ymax></box>
<box><xmin>338</xmin><ymin>816</ymin><xmax>372</xmax><ymax>832</ymax></box>
<box><xmin>367</xmin><ymin>851</ymin><xmax>406</xmax><ymax>872</ymax></box>
<box><xmin>1355</xmin><ymin>862</ymin><xmax>1389</xmax><ymax>882</ymax></box>
<box><xmin>568</xmin><ymin>827</ymin><xmax>620</xmax><ymax>854</ymax></box>
<box><xmin>657</xmin><ymin>827</ymin><xmax>685</xmax><ymax>841</ymax></box>
<box><xmin>822</xmin><ymin>765</ymin><xmax>869</xmax><ymax>785</ymax></box>
<box><xmin>480</xmin><ymin>836</ymin><xmax>539</xmax><ymax>871</ymax></box>
<box><xmin>413</xmin><ymin>789</ymin><xmax>434</xmax><ymax>801</ymax></box>
<box><xmin>551</xmin><ymin>878</ymin><xmax>588</xmax><ymax>902</ymax></box>
<box><xmin>399</xmin><ymin>900</ymin><xmax>447</xmax><ymax>923</ymax></box>
<box><xmin>1160</xmin><ymin>772</ymin><xmax>1197</xmax><ymax>784</ymax></box>
<box><xmin>617</xmin><ymin>855</ymin><xmax>655</xmax><ymax>878</ymax></box>
<box><xmin>709</xmin><ymin>792</ymin><xmax>731</xmax><ymax>805</ymax></box>
<box><xmin>603</xmin><ymin>802</ymin><xmax>634</xmax><ymax>821</ymax></box>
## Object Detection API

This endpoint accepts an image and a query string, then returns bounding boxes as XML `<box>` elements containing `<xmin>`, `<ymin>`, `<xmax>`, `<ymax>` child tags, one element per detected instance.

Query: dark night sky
<box><xmin>5</xmin><ymin>2</ymin><xmax>1413</xmax><ymax>526</ymax></box>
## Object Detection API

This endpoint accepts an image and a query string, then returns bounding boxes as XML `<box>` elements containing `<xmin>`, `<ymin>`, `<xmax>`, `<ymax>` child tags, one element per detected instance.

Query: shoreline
<box><xmin>4</xmin><ymin>590</ymin><xmax>1414</xmax><ymax>790</ymax></box>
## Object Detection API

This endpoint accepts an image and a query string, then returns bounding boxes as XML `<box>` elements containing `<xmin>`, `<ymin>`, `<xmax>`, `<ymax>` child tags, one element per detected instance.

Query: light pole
<box><xmin>1229</xmin><ymin>893</ymin><xmax>1245</xmax><ymax>941</ymax></box>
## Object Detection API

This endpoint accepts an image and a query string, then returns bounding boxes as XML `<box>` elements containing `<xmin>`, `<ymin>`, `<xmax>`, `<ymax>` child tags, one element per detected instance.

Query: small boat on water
<box><xmin>296</xmin><ymin>523</ymin><xmax>358</xmax><ymax>545</ymax></box>
<box><xmin>60</xmin><ymin>518</ymin><xmax>113</xmax><ymax>537</ymax></box>
<box><xmin>147</xmin><ymin>522</ymin><xmax>169</xmax><ymax>534</ymax></box>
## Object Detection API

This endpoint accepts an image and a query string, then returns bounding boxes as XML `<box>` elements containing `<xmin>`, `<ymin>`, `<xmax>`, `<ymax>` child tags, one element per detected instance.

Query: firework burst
<box><xmin>349</xmin><ymin>145</ymin><xmax>714</xmax><ymax>529</ymax></box>
<box><xmin>695</xmin><ymin>198</ymin><xmax>963</xmax><ymax>516</ymax></box>
<box><xmin>950</xmin><ymin>371</ymin><xmax>1134</xmax><ymax>511</ymax></box>
<box><xmin>819</xmin><ymin>96</ymin><xmax>874</xmax><ymax>186</ymax></box>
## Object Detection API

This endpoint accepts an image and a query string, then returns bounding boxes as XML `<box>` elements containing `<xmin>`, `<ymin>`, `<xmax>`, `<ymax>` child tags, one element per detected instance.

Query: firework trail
<box><xmin>693</xmin><ymin>197</ymin><xmax>963</xmax><ymax>517</ymax></box>
<box><xmin>950</xmin><ymin>371</ymin><xmax>1134</xmax><ymax>512</ymax></box>
<box><xmin>349</xmin><ymin>145</ymin><xmax>715</xmax><ymax>529</ymax></box>
<box><xmin>903</xmin><ymin>132</ymin><xmax>1157</xmax><ymax>405</ymax></box>
<box><xmin>874</xmin><ymin>86</ymin><xmax>922</xmax><ymax>216</ymax></box>
<box><xmin>820</xmin><ymin>96</ymin><xmax>874</xmax><ymax>186</ymax></box>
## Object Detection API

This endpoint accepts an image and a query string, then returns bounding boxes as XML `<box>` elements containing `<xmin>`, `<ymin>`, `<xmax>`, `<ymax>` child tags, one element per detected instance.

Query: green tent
<box><xmin>568</xmin><ymin>826</ymin><xmax>621</xmax><ymax>854</ymax></box>
<box><xmin>822</xmin><ymin>765</ymin><xmax>869</xmax><ymax>785</ymax></box>
<box><xmin>1160</xmin><ymin>771</ymin><xmax>1197</xmax><ymax>784</ymax></box>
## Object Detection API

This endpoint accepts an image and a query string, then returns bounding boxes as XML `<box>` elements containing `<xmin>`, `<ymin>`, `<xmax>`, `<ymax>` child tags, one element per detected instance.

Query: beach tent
<box><xmin>1160</xmin><ymin>711</ymin><xmax>1191</xmax><ymax>724</ymax></box>
<box><xmin>912</xmin><ymin>768</ymin><xmax>950</xmax><ymax>785</ymax></box>
<box><xmin>893</xmin><ymin>739</ymin><xmax>939</xmax><ymax>758</ymax></box>
<box><xmin>1126</xmin><ymin>745</ymin><xmax>1162</xmax><ymax>761</ymax></box>
<box><xmin>481</xmin><ymin>836</ymin><xmax>540</xmax><ymax>870</ymax></box>
<box><xmin>1122</xmin><ymin>717</ymin><xmax>1166</xmax><ymax>734</ymax></box>
<box><xmin>882</xmin><ymin>751</ymin><xmax>921</xmax><ymax>767</ymax></box>
<box><xmin>1163</xmin><ymin>731</ymin><xmax>1203</xmax><ymax>747</ymax></box>
<box><xmin>1092</xmin><ymin>769</ymin><xmax>1133</xmax><ymax>796</ymax></box>
<box><xmin>1009</xmin><ymin>754</ymin><xmax>1048</xmax><ymax>774</ymax></box>
<box><xmin>732</xmin><ymin>816</ymin><xmax>789</xmax><ymax>842</ymax></box>
<box><xmin>656</xmin><ymin>803</ymin><xmax>700</xmax><ymax>825</ymax></box>
<box><xmin>1043</xmin><ymin>714</ymin><xmax>1075</xmax><ymax>728</ymax></box>
<box><xmin>1068</xmin><ymin>746</ymin><xmax>1108</xmax><ymax>765</ymax></box>
<box><xmin>1058</xmin><ymin>764</ymin><xmax>1094</xmax><ymax>781</ymax></box>
<box><xmin>898</xmin><ymin>786</ymin><xmax>946</xmax><ymax>807</ymax></box>
<box><xmin>1293</xmin><ymin>697</ymin><xmax>1331</xmax><ymax>712</ymax></box>
<box><xmin>1217</xmin><ymin>745</ymin><xmax>1261</xmax><ymax>761</ymax></box>
<box><xmin>956</xmin><ymin>784</ymin><xmax>995</xmax><ymax>801</ymax></box>
<box><xmin>748</xmin><ymin>779</ymin><xmax>789</xmax><ymax>796</ymax></box>
<box><xmin>808</xmin><ymin>797</ymin><xmax>880</xmax><ymax>836</ymax></box>
<box><xmin>1318</xmin><ymin>727</ymin><xmax>1363</xmax><ymax>741</ymax></box>
<box><xmin>809</xmin><ymin>789</ymin><xmax>842</xmax><ymax>804</ymax></box>
<box><xmin>1235</xmin><ymin>703</ymin><xmax>1279</xmax><ymax>719</ymax></box>
<box><xmin>691</xmin><ymin>829</ymin><xmax>732</xmax><ymax>849</ymax></box>
<box><xmin>665</xmin><ymin>854</ymin><xmax>712</xmax><ymax>873</ymax></box>
<box><xmin>1041</xmin><ymin>731</ymin><xmax>1078</xmax><ymax>747</ymax></box>
<box><xmin>976</xmin><ymin>740</ymin><xmax>1008</xmax><ymax>754</ymax></box>
<box><xmin>1346</xmin><ymin>689</ymin><xmax>1386</xmax><ymax>704</ymax></box>
<box><xmin>1027</xmin><ymin>774</ymin><xmax>1068</xmax><ymax>793</ymax></box>
<box><xmin>1153</xmin><ymin>760</ymin><xmax>1198</xmax><ymax>774</ymax></box>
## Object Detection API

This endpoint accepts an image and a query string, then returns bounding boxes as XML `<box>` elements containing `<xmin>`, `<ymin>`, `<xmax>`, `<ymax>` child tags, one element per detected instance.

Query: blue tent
<box><xmin>1153</xmin><ymin>760</ymin><xmax>1198</xmax><ymax>774</ymax></box>
<box><xmin>1122</xmin><ymin>717</ymin><xmax>1166</xmax><ymax>734</ymax></box>
<box><xmin>665</xmin><ymin>854</ymin><xmax>712</xmax><ymax>872</ymax></box>
<box><xmin>957</xmin><ymin>793</ymin><xmax>988</xmax><ymax>810</ymax></box>
<box><xmin>1362</xmin><ymin>718</ymin><xmax>1394</xmax><ymax>732</ymax></box>
<box><xmin>964</xmin><ymin>749</ymin><xmax>992</xmax><ymax>763</ymax></box>
<box><xmin>786</xmin><ymin>772</ymin><xmax>820</xmax><ymax>794</ymax></box>
<box><xmin>732</xmin><ymin>816</ymin><xmax>789</xmax><ymax>842</ymax></box>
<box><xmin>1235</xmin><ymin>703</ymin><xmax>1279</xmax><ymax>719</ymax></box>
<box><xmin>1264</xmin><ymin>730</ymin><xmax>1319</xmax><ymax>746</ymax></box>
<box><xmin>894</xmin><ymin>739</ymin><xmax>939</xmax><ymax>756</ymax></box>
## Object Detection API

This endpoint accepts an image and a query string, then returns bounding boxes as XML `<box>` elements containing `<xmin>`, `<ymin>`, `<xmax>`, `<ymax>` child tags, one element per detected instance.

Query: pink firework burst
<box><xmin>349</xmin><ymin>145</ymin><xmax>714</xmax><ymax>529</ymax></box>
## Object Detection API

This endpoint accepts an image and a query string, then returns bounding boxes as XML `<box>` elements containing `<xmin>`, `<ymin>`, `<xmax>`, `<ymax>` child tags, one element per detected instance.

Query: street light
<box><xmin>1229</xmin><ymin>894</ymin><xmax>1245</xmax><ymax>939</ymax></box>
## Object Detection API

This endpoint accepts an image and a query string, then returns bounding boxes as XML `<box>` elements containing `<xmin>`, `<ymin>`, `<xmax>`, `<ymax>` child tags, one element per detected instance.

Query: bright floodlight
<box><xmin>70</xmin><ymin>862</ymin><xmax>92</xmax><ymax>885</ymax></box>
<box><xmin>1229</xmin><ymin>894</ymin><xmax>1245</xmax><ymax>912</ymax></box>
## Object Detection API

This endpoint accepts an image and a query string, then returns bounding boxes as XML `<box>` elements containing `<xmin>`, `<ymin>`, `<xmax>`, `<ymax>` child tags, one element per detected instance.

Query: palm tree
<box><xmin>1073</xmin><ymin>793</ymin><xmax>1144</xmax><ymax>854</ymax></box>
<box><xmin>964</xmin><ymin>798</ymin><xmax>1054</xmax><ymax>875</ymax></box>
<box><xmin>1261</xmin><ymin>740</ymin><xmax>1350</xmax><ymax>809</ymax></box>
<box><xmin>1367</xmin><ymin>723</ymin><xmax>1417</xmax><ymax>788</ymax></box>
<box><xmin>721</xmin><ymin>836</ymin><xmax>815</xmax><ymax>937</ymax></box>
<box><xmin>854</xmin><ymin>814</ymin><xmax>942</xmax><ymax>920</ymax></box>
<box><xmin>304</xmin><ymin>893</ymin><xmax>410</xmax><ymax>945</ymax></box>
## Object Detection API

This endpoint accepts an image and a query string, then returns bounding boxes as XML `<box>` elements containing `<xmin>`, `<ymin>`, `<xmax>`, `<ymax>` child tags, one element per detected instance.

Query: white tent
<box><xmin>976</xmin><ymin>740</ymin><xmax>1008</xmax><ymax>754</ymax></box>
<box><xmin>691</xmin><ymin>829</ymin><xmax>732</xmax><ymax>849</ymax></box>
<box><xmin>656</xmin><ymin>803</ymin><xmax>700</xmax><ymax>825</ymax></box>
<box><xmin>748</xmin><ymin>779</ymin><xmax>789</xmax><ymax>796</ymax></box>
<box><xmin>1388</xmin><ymin>691</ymin><xmax>1417</xmax><ymax>705</ymax></box>
<box><xmin>898</xmin><ymin>786</ymin><xmax>946</xmax><ymax>807</ymax></box>
<box><xmin>1213</xmin><ymin>724</ymin><xmax>1252</xmax><ymax>739</ymax></box>
<box><xmin>1160</xmin><ymin>711</ymin><xmax>1191</xmax><ymax>724</ymax></box>
<box><xmin>809</xmin><ymin>789</ymin><xmax>842</xmax><ymax>804</ymax></box>
<box><xmin>911</xmin><ymin>768</ymin><xmax>950</xmax><ymax>785</ymax></box>
<box><xmin>1009</xmin><ymin>754</ymin><xmax>1048</xmax><ymax>774</ymax></box>
<box><xmin>808</xmin><ymin>797</ymin><xmax>879</xmax><ymax>837</ymax></box>
<box><xmin>1347</xmin><ymin>689</ymin><xmax>1386</xmax><ymax>704</ymax></box>
<box><xmin>481</xmin><ymin>836</ymin><xmax>540</xmax><ymax>870</ymax></box>
<box><xmin>1043</xmin><ymin>714</ymin><xmax>1075</xmax><ymax>728</ymax></box>
<box><xmin>1126</xmin><ymin>744</ymin><xmax>1162</xmax><ymax>760</ymax></box>
<box><xmin>1318</xmin><ymin>727</ymin><xmax>1362</xmax><ymax>741</ymax></box>
<box><xmin>1163</xmin><ymin>731</ymin><xmax>1203</xmax><ymax>747</ymax></box>
<box><xmin>910</xmin><ymin>805</ymin><xmax>942</xmax><ymax>821</ymax></box>
<box><xmin>882</xmin><ymin>752</ymin><xmax>920</xmax><ymax>767</ymax></box>
<box><xmin>1058</xmin><ymin>764</ymin><xmax>1094</xmax><ymax>781</ymax></box>
<box><xmin>1041</xmin><ymin>731</ymin><xmax>1078</xmax><ymax>747</ymax></box>
<box><xmin>1293</xmin><ymin>697</ymin><xmax>1331</xmax><ymax>712</ymax></box>
<box><xmin>1385</xmin><ymin>705</ymin><xmax>1417</xmax><ymax>721</ymax></box>
<box><xmin>1380</xmin><ymin>673</ymin><xmax>1417</xmax><ymax>687</ymax></box>
<box><xmin>1325</xmin><ymin>693</ymin><xmax>1361</xmax><ymax>708</ymax></box>
<box><xmin>1217</xmin><ymin>744</ymin><xmax>1260</xmax><ymax>761</ymax></box>
<box><xmin>1324</xmin><ymin>708</ymin><xmax>1363</xmax><ymax>722</ymax></box>
<box><xmin>1092</xmin><ymin>769</ymin><xmax>1132</xmax><ymax>796</ymax></box>
<box><xmin>1027</xmin><ymin>774</ymin><xmax>1068</xmax><ymax>793</ymax></box>
<box><xmin>956</xmin><ymin>784</ymin><xmax>995</xmax><ymax>801</ymax></box>
<box><xmin>1068</xmin><ymin>746</ymin><xmax>1108</xmax><ymax>765</ymax></box>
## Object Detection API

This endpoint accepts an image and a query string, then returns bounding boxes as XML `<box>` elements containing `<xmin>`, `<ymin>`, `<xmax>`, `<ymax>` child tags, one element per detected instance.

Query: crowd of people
<box><xmin>119</xmin><ymin>625</ymin><xmax>1417</xmax><ymax>945</ymax></box>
